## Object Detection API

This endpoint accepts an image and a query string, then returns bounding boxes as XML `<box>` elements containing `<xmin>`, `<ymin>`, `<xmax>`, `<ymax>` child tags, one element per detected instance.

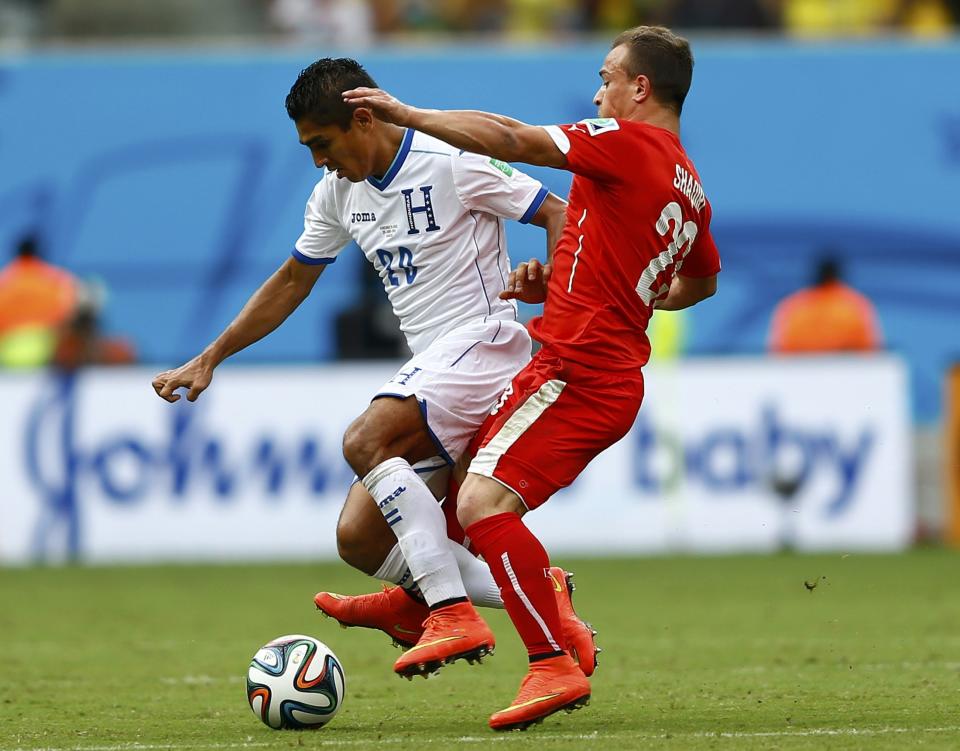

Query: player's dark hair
<box><xmin>285</xmin><ymin>58</ymin><xmax>377</xmax><ymax>130</ymax></box>
<box><xmin>611</xmin><ymin>26</ymin><xmax>693</xmax><ymax>115</ymax></box>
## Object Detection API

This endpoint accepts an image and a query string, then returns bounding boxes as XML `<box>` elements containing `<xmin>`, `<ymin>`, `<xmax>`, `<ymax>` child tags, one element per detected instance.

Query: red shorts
<box><xmin>466</xmin><ymin>348</ymin><xmax>644</xmax><ymax>509</ymax></box>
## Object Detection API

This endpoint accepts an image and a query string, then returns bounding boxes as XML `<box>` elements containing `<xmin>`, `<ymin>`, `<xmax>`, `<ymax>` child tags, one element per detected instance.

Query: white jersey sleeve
<box><xmin>293</xmin><ymin>177</ymin><xmax>352</xmax><ymax>265</ymax></box>
<box><xmin>451</xmin><ymin>152</ymin><xmax>548</xmax><ymax>224</ymax></box>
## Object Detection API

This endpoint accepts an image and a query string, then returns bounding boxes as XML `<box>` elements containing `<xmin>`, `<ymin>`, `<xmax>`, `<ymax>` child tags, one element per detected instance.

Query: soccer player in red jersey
<box><xmin>345</xmin><ymin>25</ymin><xmax>721</xmax><ymax>730</ymax></box>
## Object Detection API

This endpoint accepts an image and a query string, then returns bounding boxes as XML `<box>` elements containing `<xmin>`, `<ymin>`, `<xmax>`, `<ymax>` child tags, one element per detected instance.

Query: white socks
<box><xmin>446</xmin><ymin>539</ymin><xmax>504</xmax><ymax>609</ymax></box>
<box><xmin>373</xmin><ymin>541</ymin><xmax>423</xmax><ymax>599</ymax></box>
<box><xmin>363</xmin><ymin>457</ymin><xmax>467</xmax><ymax>605</ymax></box>
<box><xmin>375</xmin><ymin>540</ymin><xmax>504</xmax><ymax>610</ymax></box>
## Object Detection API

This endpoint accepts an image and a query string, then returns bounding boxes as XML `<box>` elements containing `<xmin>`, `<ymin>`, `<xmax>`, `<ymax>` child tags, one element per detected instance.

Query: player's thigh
<box><xmin>470</xmin><ymin>368</ymin><xmax>644</xmax><ymax>510</ymax></box>
<box><xmin>342</xmin><ymin>395</ymin><xmax>438</xmax><ymax>475</ymax></box>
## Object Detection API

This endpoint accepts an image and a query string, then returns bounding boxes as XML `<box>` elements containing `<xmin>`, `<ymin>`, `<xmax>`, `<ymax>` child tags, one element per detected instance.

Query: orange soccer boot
<box><xmin>313</xmin><ymin>586</ymin><xmax>428</xmax><ymax>649</ymax></box>
<box><xmin>393</xmin><ymin>600</ymin><xmax>495</xmax><ymax>678</ymax></box>
<box><xmin>548</xmin><ymin>566</ymin><xmax>600</xmax><ymax>677</ymax></box>
<box><xmin>489</xmin><ymin>653</ymin><xmax>591</xmax><ymax>731</ymax></box>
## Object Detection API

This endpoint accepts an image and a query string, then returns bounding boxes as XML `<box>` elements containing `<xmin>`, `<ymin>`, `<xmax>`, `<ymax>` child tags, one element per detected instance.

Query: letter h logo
<box><xmin>402</xmin><ymin>186</ymin><xmax>441</xmax><ymax>235</ymax></box>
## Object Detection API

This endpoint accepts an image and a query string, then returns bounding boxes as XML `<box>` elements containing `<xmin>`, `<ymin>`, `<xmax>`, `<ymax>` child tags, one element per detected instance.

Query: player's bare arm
<box><xmin>151</xmin><ymin>257</ymin><xmax>325</xmax><ymax>403</ymax></box>
<box><xmin>342</xmin><ymin>87</ymin><xmax>567</xmax><ymax>170</ymax></box>
<box><xmin>502</xmin><ymin>193</ymin><xmax>565</xmax><ymax>303</ymax></box>
<box><xmin>654</xmin><ymin>272</ymin><xmax>718</xmax><ymax>311</ymax></box>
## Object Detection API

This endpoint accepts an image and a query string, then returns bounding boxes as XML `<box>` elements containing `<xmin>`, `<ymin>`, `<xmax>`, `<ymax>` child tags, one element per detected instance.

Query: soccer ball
<box><xmin>246</xmin><ymin>634</ymin><xmax>346</xmax><ymax>730</ymax></box>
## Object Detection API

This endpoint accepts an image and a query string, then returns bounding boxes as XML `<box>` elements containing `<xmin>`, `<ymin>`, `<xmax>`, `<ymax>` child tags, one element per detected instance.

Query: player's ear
<box><xmin>633</xmin><ymin>74</ymin><xmax>652</xmax><ymax>104</ymax></box>
<box><xmin>352</xmin><ymin>106</ymin><xmax>375</xmax><ymax>129</ymax></box>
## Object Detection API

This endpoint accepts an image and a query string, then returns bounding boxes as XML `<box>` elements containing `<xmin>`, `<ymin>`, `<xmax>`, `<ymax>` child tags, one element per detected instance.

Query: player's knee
<box><xmin>456</xmin><ymin>482</ymin><xmax>492</xmax><ymax>530</ymax></box>
<box><xmin>342</xmin><ymin>412</ymin><xmax>418</xmax><ymax>477</ymax></box>
<box><xmin>457</xmin><ymin>474</ymin><xmax>526</xmax><ymax>529</ymax></box>
<box><xmin>341</xmin><ymin>416</ymin><xmax>377</xmax><ymax>477</ymax></box>
<box><xmin>335</xmin><ymin>516</ymin><xmax>381</xmax><ymax>576</ymax></box>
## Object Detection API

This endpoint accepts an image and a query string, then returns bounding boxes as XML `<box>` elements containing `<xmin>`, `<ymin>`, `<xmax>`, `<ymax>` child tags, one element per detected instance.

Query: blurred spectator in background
<box><xmin>505</xmin><ymin>0</ymin><xmax>581</xmax><ymax>38</ymax></box>
<box><xmin>268</xmin><ymin>0</ymin><xmax>375</xmax><ymax>44</ymax></box>
<box><xmin>783</xmin><ymin>0</ymin><xmax>956</xmax><ymax>36</ymax></box>
<box><xmin>0</xmin><ymin>0</ymin><xmax>51</xmax><ymax>45</ymax></box>
<box><xmin>0</xmin><ymin>235</ymin><xmax>78</xmax><ymax>368</ymax></box>
<box><xmin>893</xmin><ymin>0</ymin><xmax>959</xmax><ymax>34</ymax></box>
<box><xmin>659</xmin><ymin>0</ymin><xmax>779</xmax><ymax>29</ymax></box>
<box><xmin>768</xmin><ymin>254</ymin><xmax>883</xmax><ymax>354</ymax></box>
<box><xmin>52</xmin><ymin>281</ymin><xmax>136</xmax><ymax>371</ymax></box>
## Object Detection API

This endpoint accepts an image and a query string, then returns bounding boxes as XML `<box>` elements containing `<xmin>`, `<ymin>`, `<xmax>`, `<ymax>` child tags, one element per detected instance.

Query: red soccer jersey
<box><xmin>528</xmin><ymin>118</ymin><xmax>721</xmax><ymax>371</ymax></box>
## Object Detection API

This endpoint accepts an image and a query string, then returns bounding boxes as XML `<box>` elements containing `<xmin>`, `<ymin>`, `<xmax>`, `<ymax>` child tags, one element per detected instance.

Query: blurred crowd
<box><xmin>0</xmin><ymin>0</ymin><xmax>957</xmax><ymax>46</ymax></box>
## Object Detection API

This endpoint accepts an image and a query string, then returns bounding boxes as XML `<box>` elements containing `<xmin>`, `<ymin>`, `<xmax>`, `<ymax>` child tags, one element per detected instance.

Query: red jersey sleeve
<box><xmin>542</xmin><ymin>119</ymin><xmax>633</xmax><ymax>182</ymax></box>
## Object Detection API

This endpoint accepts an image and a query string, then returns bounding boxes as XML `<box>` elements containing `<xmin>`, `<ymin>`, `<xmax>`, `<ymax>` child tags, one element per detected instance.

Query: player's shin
<box><xmin>362</xmin><ymin>457</ymin><xmax>468</xmax><ymax>605</ymax></box>
<box><xmin>372</xmin><ymin>538</ymin><xmax>503</xmax><ymax>609</ymax></box>
<box><xmin>465</xmin><ymin>512</ymin><xmax>567</xmax><ymax>657</ymax></box>
<box><xmin>373</xmin><ymin>543</ymin><xmax>424</xmax><ymax>602</ymax></box>
<box><xmin>447</xmin><ymin>539</ymin><xmax>503</xmax><ymax>609</ymax></box>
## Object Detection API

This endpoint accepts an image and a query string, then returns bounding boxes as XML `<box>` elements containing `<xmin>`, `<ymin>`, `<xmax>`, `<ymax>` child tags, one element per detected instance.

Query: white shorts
<box><xmin>374</xmin><ymin>318</ymin><xmax>531</xmax><ymax>466</ymax></box>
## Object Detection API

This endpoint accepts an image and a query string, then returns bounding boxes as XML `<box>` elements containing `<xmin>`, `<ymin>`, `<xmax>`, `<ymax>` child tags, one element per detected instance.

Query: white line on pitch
<box><xmin>5</xmin><ymin>725</ymin><xmax>960</xmax><ymax>751</ymax></box>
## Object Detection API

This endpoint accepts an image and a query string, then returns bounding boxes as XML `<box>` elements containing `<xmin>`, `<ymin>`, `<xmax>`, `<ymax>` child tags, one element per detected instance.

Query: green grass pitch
<box><xmin>2</xmin><ymin>550</ymin><xmax>958</xmax><ymax>750</ymax></box>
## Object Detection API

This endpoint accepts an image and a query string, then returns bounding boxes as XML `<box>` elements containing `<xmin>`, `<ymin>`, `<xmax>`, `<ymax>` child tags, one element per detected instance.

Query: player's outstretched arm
<box><xmin>342</xmin><ymin>87</ymin><xmax>566</xmax><ymax>169</ymax></box>
<box><xmin>654</xmin><ymin>273</ymin><xmax>718</xmax><ymax>311</ymax></box>
<box><xmin>151</xmin><ymin>257</ymin><xmax>325</xmax><ymax>403</ymax></box>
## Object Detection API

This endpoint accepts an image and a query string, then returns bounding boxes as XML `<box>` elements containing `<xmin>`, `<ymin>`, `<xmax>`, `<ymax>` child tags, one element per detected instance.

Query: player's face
<box><xmin>594</xmin><ymin>45</ymin><xmax>636</xmax><ymax>119</ymax></box>
<box><xmin>296</xmin><ymin>116</ymin><xmax>375</xmax><ymax>182</ymax></box>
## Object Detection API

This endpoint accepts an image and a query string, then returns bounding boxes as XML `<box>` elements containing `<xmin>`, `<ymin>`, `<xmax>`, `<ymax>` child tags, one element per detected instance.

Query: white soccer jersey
<box><xmin>293</xmin><ymin>129</ymin><xmax>548</xmax><ymax>354</ymax></box>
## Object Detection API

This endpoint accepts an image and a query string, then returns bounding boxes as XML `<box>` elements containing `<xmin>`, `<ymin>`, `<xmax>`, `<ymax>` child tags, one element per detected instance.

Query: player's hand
<box><xmin>341</xmin><ymin>87</ymin><xmax>412</xmax><ymax>126</ymax></box>
<box><xmin>151</xmin><ymin>356</ymin><xmax>214</xmax><ymax>403</ymax></box>
<box><xmin>499</xmin><ymin>259</ymin><xmax>551</xmax><ymax>304</ymax></box>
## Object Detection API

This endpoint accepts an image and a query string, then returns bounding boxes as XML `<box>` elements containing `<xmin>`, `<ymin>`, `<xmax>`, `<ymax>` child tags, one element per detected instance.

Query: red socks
<box><xmin>465</xmin><ymin>512</ymin><xmax>567</xmax><ymax>658</ymax></box>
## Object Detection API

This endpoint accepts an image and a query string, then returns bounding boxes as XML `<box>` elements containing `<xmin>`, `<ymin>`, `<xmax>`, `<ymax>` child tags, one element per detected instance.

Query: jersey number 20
<box><xmin>377</xmin><ymin>247</ymin><xmax>418</xmax><ymax>286</ymax></box>
<box><xmin>635</xmin><ymin>201</ymin><xmax>698</xmax><ymax>305</ymax></box>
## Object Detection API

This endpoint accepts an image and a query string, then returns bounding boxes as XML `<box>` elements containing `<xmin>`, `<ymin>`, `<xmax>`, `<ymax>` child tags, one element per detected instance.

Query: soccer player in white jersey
<box><xmin>151</xmin><ymin>58</ymin><xmax>596</xmax><ymax>679</ymax></box>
